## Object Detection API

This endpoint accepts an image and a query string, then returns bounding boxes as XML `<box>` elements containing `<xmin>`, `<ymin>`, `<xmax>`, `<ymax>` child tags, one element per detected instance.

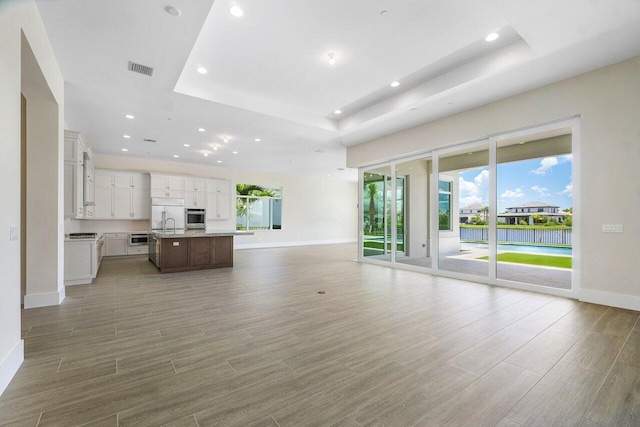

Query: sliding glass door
<box><xmin>359</xmin><ymin>120</ymin><xmax>576</xmax><ymax>294</ymax></box>
<box><xmin>438</xmin><ymin>143</ymin><xmax>490</xmax><ymax>277</ymax></box>
<box><xmin>495</xmin><ymin>133</ymin><xmax>573</xmax><ymax>289</ymax></box>
<box><xmin>395</xmin><ymin>155</ymin><xmax>432</xmax><ymax>268</ymax></box>
<box><xmin>362</xmin><ymin>167</ymin><xmax>392</xmax><ymax>261</ymax></box>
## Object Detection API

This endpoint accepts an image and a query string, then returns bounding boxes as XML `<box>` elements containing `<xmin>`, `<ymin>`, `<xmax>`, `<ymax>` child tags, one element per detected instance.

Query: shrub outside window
<box><xmin>236</xmin><ymin>184</ymin><xmax>282</xmax><ymax>231</ymax></box>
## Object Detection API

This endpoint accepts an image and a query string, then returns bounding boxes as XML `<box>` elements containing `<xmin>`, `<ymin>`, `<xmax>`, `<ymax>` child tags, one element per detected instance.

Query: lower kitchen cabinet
<box><xmin>105</xmin><ymin>233</ymin><xmax>128</xmax><ymax>256</ymax></box>
<box><xmin>157</xmin><ymin>236</ymin><xmax>233</xmax><ymax>273</ymax></box>
<box><xmin>64</xmin><ymin>236</ymin><xmax>103</xmax><ymax>285</ymax></box>
<box><xmin>161</xmin><ymin>238</ymin><xmax>189</xmax><ymax>270</ymax></box>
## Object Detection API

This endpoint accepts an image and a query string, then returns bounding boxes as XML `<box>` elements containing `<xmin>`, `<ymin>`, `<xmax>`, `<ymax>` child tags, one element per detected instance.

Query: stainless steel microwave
<box><xmin>185</xmin><ymin>208</ymin><xmax>206</xmax><ymax>229</ymax></box>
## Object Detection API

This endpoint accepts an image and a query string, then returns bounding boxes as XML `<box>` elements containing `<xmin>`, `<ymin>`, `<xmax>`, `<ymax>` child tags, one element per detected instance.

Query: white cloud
<box><xmin>500</xmin><ymin>187</ymin><xmax>524</xmax><ymax>198</ymax></box>
<box><xmin>531</xmin><ymin>185</ymin><xmax>550</xmax><ymax>197</ymax></box>
<box><xmin>530</xmin><ymin>157</ymin><xmax>559</xmax><ymax>175</ymax></box>
<box><xmin>530</xmin><ymin>155</ymin><xmax>572</xmax><ymax>175</ymax></box>
<box><xmin>459</xmin><ymin>169</ymin><xmax>489</xmax><ymax>206</ymax></box>
<box><xmin>559</xmin><ymin>182</ymin><xmax>573</xmax><ymax>197</ymax></box>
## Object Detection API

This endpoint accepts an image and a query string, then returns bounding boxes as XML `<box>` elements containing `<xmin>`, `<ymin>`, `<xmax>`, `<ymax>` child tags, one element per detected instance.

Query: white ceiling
<box><xmin>34</xmin><ymin>0</ymin><xmax>640</xmax><ymax>182</ymax></box>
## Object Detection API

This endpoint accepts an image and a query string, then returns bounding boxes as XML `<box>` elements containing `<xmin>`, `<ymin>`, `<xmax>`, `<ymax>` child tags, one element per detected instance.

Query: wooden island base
<box><xmin>156</xmin><ymin>235</ymin><xmax>233</xmax><ymax>273</ymax></box>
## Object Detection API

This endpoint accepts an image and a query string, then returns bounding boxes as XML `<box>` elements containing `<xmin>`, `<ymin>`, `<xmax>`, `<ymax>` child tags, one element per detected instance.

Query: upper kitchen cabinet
<box><xmin>83</xmin><ymin>150</ymin><xmax>95</xmax><ymax>218</ymax></box>
<box><xmin>94</xmin><ymin>170</ymin><xmax>150</xmax><ymax>219</ymax></box>
<box><xmin>64</xmin><ymin>130</ymin><xmax>88</xmax><ymax>219</ymax></box>
<box><xmin>150</xmin><ymin>174</ymin><xmax>185</xmax><ymax>198</ymax></box>
<box><xmin>184</xmin><ymin>177</ymin><xmax>207</xmax><ymax>192</ymax></box>
<box><xmin>206</xmin><ymin>179</ymin><xmax>232</xmax><ymax>220</ymax></box>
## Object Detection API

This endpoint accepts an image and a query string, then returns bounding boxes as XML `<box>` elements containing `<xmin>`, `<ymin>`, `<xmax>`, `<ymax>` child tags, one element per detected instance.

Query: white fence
<box><xmin>460</xmin><ymin>227</ymin><xmax>572</xmax><ymax>245</ymax></box>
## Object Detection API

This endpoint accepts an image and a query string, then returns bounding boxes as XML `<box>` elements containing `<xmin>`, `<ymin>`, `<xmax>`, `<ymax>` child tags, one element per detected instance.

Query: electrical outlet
<box><xmin>602</xmin><ymin>224</ymin><xmax>623</xmax><ymax>233</ymax></box>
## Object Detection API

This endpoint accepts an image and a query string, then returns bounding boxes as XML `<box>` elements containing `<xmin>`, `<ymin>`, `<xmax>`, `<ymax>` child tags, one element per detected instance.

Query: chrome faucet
<box><xmin>164</xmin><ymin>217</ymin><xmax>176</xmax><ymax>234</ymax></box>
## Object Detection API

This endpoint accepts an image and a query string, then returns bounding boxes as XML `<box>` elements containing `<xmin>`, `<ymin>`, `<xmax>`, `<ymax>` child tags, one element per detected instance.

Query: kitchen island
<box><xmin>149</xmin><ymin>230</ymin><xmax>251</xmax><ymax>273</ymax></box>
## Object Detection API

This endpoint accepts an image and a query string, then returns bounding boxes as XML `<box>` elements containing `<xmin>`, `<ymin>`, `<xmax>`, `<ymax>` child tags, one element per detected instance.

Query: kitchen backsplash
<box><xmin>65</xmin><ymin>219</ymin><xmax>150</xmax><ymax>234</ymax></box>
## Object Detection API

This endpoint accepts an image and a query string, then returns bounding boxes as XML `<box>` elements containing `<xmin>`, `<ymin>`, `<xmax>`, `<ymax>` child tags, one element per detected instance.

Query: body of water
<box><xmin>462</xmin><ymin>242</ymin><xmax>572</xmax><ymax>256</ymax></box>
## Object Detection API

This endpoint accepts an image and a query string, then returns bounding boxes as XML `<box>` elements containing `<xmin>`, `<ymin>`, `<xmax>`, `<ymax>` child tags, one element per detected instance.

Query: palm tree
<box><xmin>481</xmin><ymin>206</ymin><xmax>489</xmax><ymax>223</ymax></box>
<box><xmin>236</xmin><ymin>184</ymin><xmax>278</xmax><ymax>229</ymax></box>
<box><xmin>366</xmin><ymin>183</ymin><xmax>378</xmax><ymax>233</ymax></box>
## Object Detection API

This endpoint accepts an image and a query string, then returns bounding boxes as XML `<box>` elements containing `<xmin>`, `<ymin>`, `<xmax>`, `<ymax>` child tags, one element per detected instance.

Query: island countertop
<box><xmin>151</xmin><ymin>230</ymin><xmax>254</xmax><ymax>238</ymax></box>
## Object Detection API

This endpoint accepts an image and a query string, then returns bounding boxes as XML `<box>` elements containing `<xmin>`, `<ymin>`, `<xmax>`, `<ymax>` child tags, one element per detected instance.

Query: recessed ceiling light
<box><xmin>229</xmin><ymin>4</ymin><xmax>244</xmax><ymax>17</ymax></box>
<box><xmin>204</xmin><ymin>153</ymin><xmax>208</xmax><ymax>157</ymax></box>
<box><xmin>198</xmin><ymin>128</ymin><xmax>205</xmax><ymax>132</ymax></box>
<box><xmin>213</xmin><ymin>147</ymin><xmax>218</xmax><ymax>151</ymax></box>
<box><xmin>196</xmin><ymin>67</ymin><xmax>207</xmax><ymax>74</ymax></box>
<box><xmin>173</xmin><ymin>155</ymin><xmax>179</xmax><ymax>158</ymax></box>
<box><xmin>125</xmin><ymin>114</ymin><xmax>135</xmax><ymax>119</ymax></box>
<box><xmin>217</xmin><ymin>160</ymin><xmax>222</xmax><ymax>163</ymax></box>
<box><xmin>123</xmin><ymin>134</ymin><xmax>131</xmax><ymax>139</ymax></box>
<box><xmin>254</xmin><ymin>138</ymin><xmax>261</xmax><ymax>142</ymax></box>
<box><xmin>390</xmin><ymin>81</ymin><xmax>400</xmax><ymax>88</ymax></box>
<box><xmin>183</xmin><ymin>144</ymin><xmax>190</xmax><ymax>147</ymax></box>
<box><xmin>327</xmin><ymin>174</ymin><xmax>331</xmax><ymax>177</ymax></box>
<box><xmin>232</xmin><ymin>151</ymin><xmax>238</xmax><ymax>154</ymax></box>
<box><xmin>328</xmin><ymin>52</ymin><xmax>336</xmax><ymax>65</ymax></box>
<box><xmin>121</xmin><ymin>148</ymin><xmax>128</xmax><ymax>152</ymax></box>
<box><xmin>164</xmin><ymin>6</ymin><xmax>181</xmax><ymax>17</ymax></box>
<box><xmin>485</xmin><ymin>32</ymin><xmax>499</xmax><ymax>42</ymax></box>
<box><xmin>334</xmin><ymin>109</ymin><xmax>342</xmax><ymax>115</ymax></box>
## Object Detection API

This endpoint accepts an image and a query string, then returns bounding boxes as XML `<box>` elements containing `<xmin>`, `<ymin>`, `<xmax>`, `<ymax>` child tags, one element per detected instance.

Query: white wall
<box><xmin>348</xmin><ymin>56</ymin><xmax>640</xmax><ymax>310</ymax></box>
<box><xmin>0</xmin><ymin>0</ymin><xmax>65</xmax><ymax>395</ymax></box>
<box><xmin>79</xmin><ymin>155</ymin><xmax>359</xmax><ymax>248</ymax></box>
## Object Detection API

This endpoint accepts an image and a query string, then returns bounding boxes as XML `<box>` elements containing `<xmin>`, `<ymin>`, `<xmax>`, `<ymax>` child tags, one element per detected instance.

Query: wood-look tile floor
<box><xmin>2</xmin><ymin>243</ymin><xmax>639</xmax><ymax>426</ymax></box>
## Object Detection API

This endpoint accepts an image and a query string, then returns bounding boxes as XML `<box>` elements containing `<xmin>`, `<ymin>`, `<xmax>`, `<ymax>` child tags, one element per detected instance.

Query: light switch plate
<box><xmin>10</xmin><ymin>226</ymin><xmax>19</xmax><ymax>241</ymax></box>
<box><xmin>602</xmin><ymin>224</ymin><xmax>623</xmax><ymax>233</ymax></box>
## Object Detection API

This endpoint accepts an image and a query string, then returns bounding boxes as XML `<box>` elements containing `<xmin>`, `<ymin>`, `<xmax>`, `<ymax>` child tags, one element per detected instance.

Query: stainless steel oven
<box><xmin>185</xmin><ymin>208</ymin><xmax>206</xmax><ymax>229</ymax></box>
<box><xmin>129</xmin><ymin>233</ymin><xmax>149</xmax><ymax>245</ymax></box>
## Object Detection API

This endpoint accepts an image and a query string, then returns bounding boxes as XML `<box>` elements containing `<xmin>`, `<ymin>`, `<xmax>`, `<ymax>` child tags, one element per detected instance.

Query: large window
<box><xmin>236</xmin><ymin>184</ymin><xmax>282</xmax><ymax>231</ymax></box>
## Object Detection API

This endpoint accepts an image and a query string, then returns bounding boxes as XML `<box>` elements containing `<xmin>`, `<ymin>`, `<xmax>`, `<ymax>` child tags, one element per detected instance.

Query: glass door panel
<box><xmin>496</xmin><ymin>133</ymin><xmax>573</xmax><ymax>289</ymax></box>
<box><xmin>363</xmin><ymin>166</ymin><xmax>392</xmax><ymax>261</ymax></box>
<box><xmin>395</xmin><ymin>157</ymin><xmax>432</xmax><ymax>268</ymax></box>
<box><xmin>438</xmin><ymin>144</ymin><xmax>490</xmax><ymax>277</ymax></box>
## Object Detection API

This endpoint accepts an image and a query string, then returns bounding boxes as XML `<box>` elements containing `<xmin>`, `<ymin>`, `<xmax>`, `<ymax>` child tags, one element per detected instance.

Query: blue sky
<box><xmin>458</xmin><ymin>155</ymin><xmax>573</xmax><ymax>212</ymax></box>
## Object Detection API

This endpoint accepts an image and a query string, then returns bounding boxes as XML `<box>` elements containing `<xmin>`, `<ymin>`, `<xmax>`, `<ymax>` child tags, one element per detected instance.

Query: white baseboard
<box><xmin>0</xmin><ymin>340</ymin><xmax>24</xmax><ymax>396</ymax></box>
<box><xmin>579</xmin><ymin>288</ymin><xmax>640</xmax><ymax>311</ymax></box>
<box><xmin>234</xmin><ymin>238</ymin><xmax>357</xmax><ymax>250</ymax></box>
<box><xmin>23</xmin><ymin>286</ymin><xmax>65</xmax><ymax>309</ymax></box>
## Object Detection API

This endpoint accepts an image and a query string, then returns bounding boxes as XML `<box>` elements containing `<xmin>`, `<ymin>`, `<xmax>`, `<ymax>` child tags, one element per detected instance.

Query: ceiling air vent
<box><xmin>143</xmin><ymin>138</ymin><xmax>157</xmax><ymax>143</ymax></box>
<box><xmin>128</xmin><ymin>61</ymin><xmax>154</xmax><ymax>77</ymax></box>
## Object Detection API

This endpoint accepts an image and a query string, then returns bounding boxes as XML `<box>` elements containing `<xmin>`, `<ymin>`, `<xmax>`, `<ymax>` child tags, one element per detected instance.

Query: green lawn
<box><xmin>363</xmin><ymin>241</ymin><xmax>404</xmax><ymax>251</ymax></box>
<box><xmin>477</xmin><ymin>252</ymin><xmax>572</xmax><ymax>269</ymax></box>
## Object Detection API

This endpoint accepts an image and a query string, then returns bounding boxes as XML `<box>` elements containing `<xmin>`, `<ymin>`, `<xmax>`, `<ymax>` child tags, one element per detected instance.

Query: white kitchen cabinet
<box><xmin>151</xmin><ymin>174</ymin><xmax>187</xmax><ymax>199</ymax></box>
<box><xmin>151</xmin><ymin>174</ymin><xmax>184</xmax><ymax>190</ymax></box>
<box><xmin>132</xmin><ymin>188</ymin><xmax>150</xmax><ymax>219</ymax></box>
<box><xmin>94</xmin><ymin>170</ymin><xmax>150</xmax><ymax>219</ymax></box>
<box><xmin>94</xmin><ymin>186</ymin><xmax>113</xmax><ymax>218</ymax></box>
<box><xmin>83</xmin><ymin>155</ymin><xmax>95</xmax><ymax>218</ymax></box>
<box><xmin>127</xmin><ymin>245</ymin><xmax>148</xmax><ymax>255</ymax></box>
<box><xmin>184</xmin><ymin>177</ymin><xmax>207</xmax><ymax>192</ymax></box>
<box><xmin>150</xmin><ymin>188</ymin><xmax>184</xmax><ymax>198</ymax></box>
<box><xmin>95</xmin><ymin>170</ymin><xmax>113</xmax><ymax>187</ymax></box>
<box><xmin>64</xmin><ymin>236</ymin><xmax>101</xmax><ymax>285</ymax></box>
<box><xmin>185</xmin><ymin>191</ymin><xmax>206</xmax><ymax>208</ymax></box>
<box><xmin>114</xmin><ymin>187</ymin><xmax>132</xmax><ymax>218</ymax></box>
<box><xmin>64</xmin><ymin>131</ymin><xmax>86</xmax><ymax>219</ymax></box>
<box><xmin>206</xmin><ymin>180</ymin><xmax>232</xmax><ymax>220</ymax></box>
<box><xmin>105</xmin><ymin>233</ymin><xmax>128</xmax><ymax>256</ymax></box>
<box><xmin>64</xmin><ymin>161</ymin><xmax>84</xmax><ymax>218</ymax></box>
